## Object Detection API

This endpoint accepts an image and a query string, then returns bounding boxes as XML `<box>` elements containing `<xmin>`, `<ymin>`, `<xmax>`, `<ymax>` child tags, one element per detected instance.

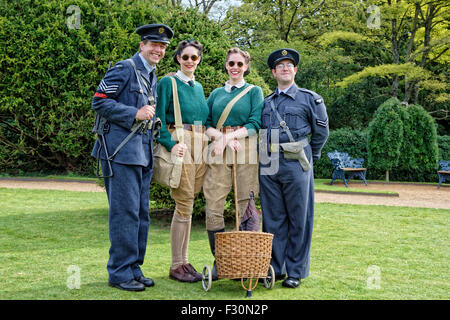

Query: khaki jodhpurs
<box><xmin>169</xmin><ymin>128</ymin><xmax>208</xmax><ymax>268</ymax></box>
<box><xmin>203</xmin><ymin>136</ymin><xmax>259</xmax><ymax>231</ymax></box>
<box><xmin>170</xmin><ymin>128</ymin><xmax>208</xmax><ymax>219</ymax></box>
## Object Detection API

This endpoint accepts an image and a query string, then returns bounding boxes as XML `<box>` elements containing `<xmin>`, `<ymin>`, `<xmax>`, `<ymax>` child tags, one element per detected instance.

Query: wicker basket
<box><xmin>215</xmin><ymin>231</ymin><xmax>273</xmax><ymax>279</ymax></box>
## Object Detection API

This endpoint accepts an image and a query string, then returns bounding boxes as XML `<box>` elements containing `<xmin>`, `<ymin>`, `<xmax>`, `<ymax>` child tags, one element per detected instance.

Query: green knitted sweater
<box><xmin>205</xmin><ymin>83</ymin><xmax>264</xmax><ymax>136</ymax></box>
<box><xmin>156</xmin><ymin>76</ymin><xmax>209</xmax><ymax>151</ymax></box>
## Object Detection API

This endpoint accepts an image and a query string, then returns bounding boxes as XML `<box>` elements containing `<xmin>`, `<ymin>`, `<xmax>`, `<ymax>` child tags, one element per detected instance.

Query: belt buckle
<box><xmin>222</xmin><ymin>126</ymin><xmax>232</xmax><ymax>134</ymax></box>
<box><xmin>193</xmin><ymin>124</ymin><xmax>205</xmax><ymax>133</ymax></box>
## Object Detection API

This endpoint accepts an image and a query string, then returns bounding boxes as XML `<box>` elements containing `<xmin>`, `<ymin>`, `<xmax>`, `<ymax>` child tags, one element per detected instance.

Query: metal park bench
<box><xmin>437</xmin><ymin>160</ymin><xmax>450</xmax><ymax>189</ymax></box>
<box><xmin>327</xmin><ymin>150</ymin><xmax>368</xmax><ymax>188</ymax></box>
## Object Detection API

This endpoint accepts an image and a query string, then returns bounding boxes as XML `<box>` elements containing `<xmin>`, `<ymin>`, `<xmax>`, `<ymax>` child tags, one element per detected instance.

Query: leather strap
<box><xmin>170</xmin><ymin>77</ymin><xmax>184</xmax><ymax>144</ymax></box>
<box><xmin>269</xmin><ymin>98</ymin><xmax>295</xmax><ymax>142</ymax></box>
<box><xmin>216</xmin><ymin>85</ymin><xmax>254</xmax><ymax>130</ymax></box>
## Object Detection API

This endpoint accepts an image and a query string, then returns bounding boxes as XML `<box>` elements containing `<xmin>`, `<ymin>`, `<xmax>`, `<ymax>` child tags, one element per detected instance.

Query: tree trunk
<box><xmin>390</xmin><ymin>17</ymin><xmax>400</xmax><ymax>98</ymax></box>
<box><xmin>385</xmin><ymin>169</ymin><xmax>390</xmax><ymax>183</ymax></box>
<box><xmin>404</xmin><ymin>3</ymin><xmax>421</xmax><ymax>103</ymax></box>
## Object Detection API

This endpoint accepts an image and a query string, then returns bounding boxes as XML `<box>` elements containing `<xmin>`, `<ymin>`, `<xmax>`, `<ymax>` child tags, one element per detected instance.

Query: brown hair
<box><xmin>173</xmin><ymin>40</ymin><xmax>203</xmax><ymax>65</ymax></box>
<box><xmin>225</xmin><ymin>47</ymin><xmax>251</xmax><ymax>76</ymax></box>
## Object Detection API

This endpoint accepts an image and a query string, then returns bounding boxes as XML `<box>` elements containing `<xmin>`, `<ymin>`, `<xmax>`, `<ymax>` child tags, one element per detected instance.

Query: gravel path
<box><xmin>0</xmin><ymin>178</ymin><xmax>449</xmax><ymax>210</ymax></box>
<box><xmin>314</xmin><ymin>182</ymin><xmax>449</xmax><ymax>210</ymax></box>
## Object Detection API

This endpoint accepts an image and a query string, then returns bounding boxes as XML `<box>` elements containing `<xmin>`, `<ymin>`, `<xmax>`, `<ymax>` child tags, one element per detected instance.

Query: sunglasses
<box><xmin>228</xmin><ymin>61</ymin><xmax>245</xmax><ymax>67</ymax></box>
<box><xmin>181</xmin><ymin>54</ymin><xmax>200</xmax><ymax>61</ymax></box>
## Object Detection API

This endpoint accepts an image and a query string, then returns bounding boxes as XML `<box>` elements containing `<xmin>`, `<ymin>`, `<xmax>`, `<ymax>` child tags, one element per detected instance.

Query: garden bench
<box><xmin>327</xmin><ymin>150</ymin><xmax>368</xmax><ymax>188</ymax></box>
<box><xmin>437</xmin><ymin>160</ymin><xmax>450</xmax><ymax>189</ymax></box>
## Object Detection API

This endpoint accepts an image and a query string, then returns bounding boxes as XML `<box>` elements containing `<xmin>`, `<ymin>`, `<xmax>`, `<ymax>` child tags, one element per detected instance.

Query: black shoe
<box><xmin>135</xmin><ymin>275</ymin><xmax>155</xmax><ymax>287</ymax></box>
<box><xmin>282</xmin><ymin>277</ymin><xmax>300</xmax><ymax>288</ymax></box>
<box><xmin>108</xmin><ymin>279</ymin><xmax>145</xmax><ymax>291</ymax></box>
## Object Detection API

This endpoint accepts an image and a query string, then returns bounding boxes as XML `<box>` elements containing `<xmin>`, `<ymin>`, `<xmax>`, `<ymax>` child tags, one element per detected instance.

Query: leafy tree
<box><xmin>320</xmin><ymin>0</ymin><xmax>449</xmax><ymax>123</ymax></box>
<box><xmin>399</xmin><ymin>103</ymin><xmax>438</xmax><ymax>172</ymax></box>
<box><xmin>367</xmin><ymin>97</ymin><xmax>404</xmax><ymax>182</ymax></box>
<box><xmin>368</xmin><ymin>97</ymin><xmax>439</xmax><ymax>181</ymax></box>
<box><xmin>223</xmin><ymin>0</ymin><xmax>341</xmax><ymax>46</ymax></box>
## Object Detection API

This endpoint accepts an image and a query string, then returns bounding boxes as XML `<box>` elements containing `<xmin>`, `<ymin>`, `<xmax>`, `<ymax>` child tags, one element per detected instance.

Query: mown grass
<box><xmin>0</xmin><ymin>187</ymin><xmax>448</xmax><ymax>300</ymax></box>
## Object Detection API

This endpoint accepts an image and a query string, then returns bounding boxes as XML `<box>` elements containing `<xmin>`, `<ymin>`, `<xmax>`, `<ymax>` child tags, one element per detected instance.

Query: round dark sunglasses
<box><xmin>181</xmin><ymin>54</ymin><xmax>200</xmax><ymax>61</ymax></box>
<box><xmin>228</xmin><ymin>61</ymin><xmax>244</xmax><ymax>67</ymax></box>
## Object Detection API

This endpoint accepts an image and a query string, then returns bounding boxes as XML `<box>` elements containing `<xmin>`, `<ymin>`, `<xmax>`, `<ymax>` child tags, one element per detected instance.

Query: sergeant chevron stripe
<box><xmin>99</xmin><ymin>80</ymin><xmax>119</xmax><ymax>93</ymax></box>
<box><xmin>316</xmin><ymin>118</ymin><xmax>328</xmax><ymax>127</ymax></box>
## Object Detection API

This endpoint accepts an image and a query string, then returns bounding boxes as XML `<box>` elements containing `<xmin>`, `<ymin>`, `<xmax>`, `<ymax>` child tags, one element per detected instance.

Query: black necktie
<box><xmin>231</xmin><ymin>86</ymin><xmax>237</xmax><ymax>91</ymax></box>
<box><xmin>188</xmin><ymin>80</ymin><xmax>195</xmax><ymax>87</ymax></box>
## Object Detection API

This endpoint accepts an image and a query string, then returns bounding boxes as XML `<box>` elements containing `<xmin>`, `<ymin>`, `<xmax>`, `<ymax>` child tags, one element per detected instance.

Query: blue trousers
<box><xmin>101</xmin><ymin>160</ymin><xmax>153</xmax><ymax>284</ymax></box>
<box><xmin>259</xmin><ymin>155</ymin><xmax>314</xmax><ymax>279</ymax></box>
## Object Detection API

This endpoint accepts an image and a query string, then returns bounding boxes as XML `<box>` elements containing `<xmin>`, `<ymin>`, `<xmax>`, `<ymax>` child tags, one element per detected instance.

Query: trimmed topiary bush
<box><xmin>367</xmin><ymin>98</ymin><xmax>404</xmax><ymax>182</ymax></box>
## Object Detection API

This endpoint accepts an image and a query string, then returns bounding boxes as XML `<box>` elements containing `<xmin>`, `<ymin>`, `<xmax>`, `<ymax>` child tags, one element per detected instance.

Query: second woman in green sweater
<box><xmin>204</xmin><ymin>47</ymin><xmax>264</xmax><ymax>280</ymax></box>
<box><xmin>156</xmin><ymin>40</ymin><xmax>209</xmax><ymax>283</ymax></box>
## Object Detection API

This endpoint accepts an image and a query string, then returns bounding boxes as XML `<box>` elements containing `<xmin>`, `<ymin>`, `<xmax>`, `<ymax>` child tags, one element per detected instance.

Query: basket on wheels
<box><xmin>215</xmin><ymin>231</ymin><xmax>273</xmax><ymax>279</ymax></box>
<box><xmin>201</xmin><ymin>147</ymin><xmax>275</xmax><ymax>297</ymax></box>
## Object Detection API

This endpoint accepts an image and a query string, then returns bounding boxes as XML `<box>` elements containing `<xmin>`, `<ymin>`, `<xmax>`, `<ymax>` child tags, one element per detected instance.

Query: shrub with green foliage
<box><xmin>437</xmin><ymin>135</ymin><xmax>450</xmax><ymax>161</ymax></box>
<box><xmin>399</xmin><ymin>104</ymin><xmax>438</xmax><ymax>169</ymax></box>
<box><xmin>0</xmin><ymin>0</ymin><xmax>268</xmax><ymax>174</ymax></box>
<box><xmin>392</xmin><ymin>103</ymin><xmax>439</xmax><ymax>182</ymax></box>
<box><xmin>367</xmin><ymin>98</ymin><xmax>404</xmax><ymax>181</ymax></box>
<box><xmin>367</xmin><ymin>97</ymin><xmax>439</xmax><ymax>182</ymax></box>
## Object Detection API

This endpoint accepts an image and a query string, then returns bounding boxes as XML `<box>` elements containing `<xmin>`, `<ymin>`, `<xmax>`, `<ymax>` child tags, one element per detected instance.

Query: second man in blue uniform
<box><xmin>259</xmin><ymin>48</ymin><xmax>329</xmax><ymax>288</ymax></box>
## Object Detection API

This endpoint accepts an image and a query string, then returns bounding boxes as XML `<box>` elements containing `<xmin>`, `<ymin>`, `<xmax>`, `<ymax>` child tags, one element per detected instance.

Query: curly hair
<box><xmin>173</xmin><ymin>40</ymin><xmax>203</xmax><ymax>65</ymax></box>
<box><xmin>225</xmin><ymin>47</ymin><xmax>251</xmax><ymax>76</ymax></box>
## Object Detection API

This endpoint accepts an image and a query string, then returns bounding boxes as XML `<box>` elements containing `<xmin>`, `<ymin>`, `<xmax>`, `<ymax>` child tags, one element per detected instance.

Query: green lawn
<box><xmin>0</xmin><ymin>187</ymin><xmax>448</xmax><ymax>300</ymax></box>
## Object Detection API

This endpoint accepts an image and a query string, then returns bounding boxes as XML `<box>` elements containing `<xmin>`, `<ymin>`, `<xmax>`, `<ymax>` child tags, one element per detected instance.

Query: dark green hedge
<box><xmin>437</xmin><ymin>135</ymin><xmax>450</xmax><ymax>161</ymax></box>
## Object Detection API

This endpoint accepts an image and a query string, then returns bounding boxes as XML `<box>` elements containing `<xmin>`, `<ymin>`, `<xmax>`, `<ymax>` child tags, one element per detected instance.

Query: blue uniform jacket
<box><xmin>91</xmin><ymin>53</ymin><xmax>157</xmax><ymax>167</ymax></box>
<box><xmin>261</xmin><ymin>83</ymin><xmax>329</xmax><ymax>161</ymax></box>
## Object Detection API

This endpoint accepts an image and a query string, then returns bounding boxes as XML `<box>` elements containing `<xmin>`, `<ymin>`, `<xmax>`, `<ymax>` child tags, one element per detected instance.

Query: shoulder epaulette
<box><xmin>298</xmin><ymin>88</ymin><xmax>323</xmax><ymax>105</ymax></box>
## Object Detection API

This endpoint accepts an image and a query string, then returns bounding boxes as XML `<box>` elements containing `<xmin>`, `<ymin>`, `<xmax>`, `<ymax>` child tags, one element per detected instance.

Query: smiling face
<box><xmin>272</xmin><ymin>58</ymin><xmax>298</xmax><ymax>87</ymax></box>
<box><xmin>140</xmin><ymin>41</ymin><xmax>167</xmax><ymax>66</ymax></box>
<box><xmin>176</xmin><ymin>45</ymin><xmax>201</xmax><ymax>77</ymax></box>
<box><xmin>225</xmin><ymin>53</ymin><xmax>248</xmax><ymax>83</ymax></box>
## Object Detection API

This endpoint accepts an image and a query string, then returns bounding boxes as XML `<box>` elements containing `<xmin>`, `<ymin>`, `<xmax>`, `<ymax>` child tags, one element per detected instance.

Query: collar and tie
<box><xmin>175</xmin><ymin>70</ymin><xmax>195</xmax><ymax>87</ymax></box>
<box><xmin>225</xmin><ymin>79</ymin><xmax>246</xmax><ymax>92</ymax></box>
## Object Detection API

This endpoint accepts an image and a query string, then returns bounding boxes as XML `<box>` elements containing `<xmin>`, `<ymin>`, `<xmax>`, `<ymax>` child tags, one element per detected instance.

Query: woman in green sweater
<box><xmin>204</xmin><ymin>47</ymin><xmax>264</xmax><ymax>280</ymax></box>
<box><xmin>156</xmin><ymin>40</ymin><xmax>209</xmax><ymax>283</ymax></box>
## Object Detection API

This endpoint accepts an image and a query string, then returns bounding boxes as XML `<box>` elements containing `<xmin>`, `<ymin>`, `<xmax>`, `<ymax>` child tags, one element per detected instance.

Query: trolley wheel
<box><xmin>264</xmin><ymin>265</ymin><xmax>275</xmax><ymax>289</ymax></box>
<box><xmin>202</xmin><ymin>265</ymin><xmax>212</xmax><ymax>291</ymax></box>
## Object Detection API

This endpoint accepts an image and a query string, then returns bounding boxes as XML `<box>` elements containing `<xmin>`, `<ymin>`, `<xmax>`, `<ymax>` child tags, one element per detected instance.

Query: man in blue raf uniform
<box><xmin>91</xmin><ymin>24</ymin><xmax>173</xmax><ymax>291</ymax></box>
<box><xmin>259</xmin><ymin>48</ymin><xmax>329</xmax><ymax>288</ymax></box>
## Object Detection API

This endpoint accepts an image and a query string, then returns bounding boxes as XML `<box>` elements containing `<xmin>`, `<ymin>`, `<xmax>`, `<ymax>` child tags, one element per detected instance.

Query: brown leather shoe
<box><xmin>183</xmin><ymin>263</ymin><xmax>202</xmax><ymax>282</ymax></box>
<box><xmin>169</xmin><ymin>265</ymin><xmax>197</xmax><ymax>283</ymax></box>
